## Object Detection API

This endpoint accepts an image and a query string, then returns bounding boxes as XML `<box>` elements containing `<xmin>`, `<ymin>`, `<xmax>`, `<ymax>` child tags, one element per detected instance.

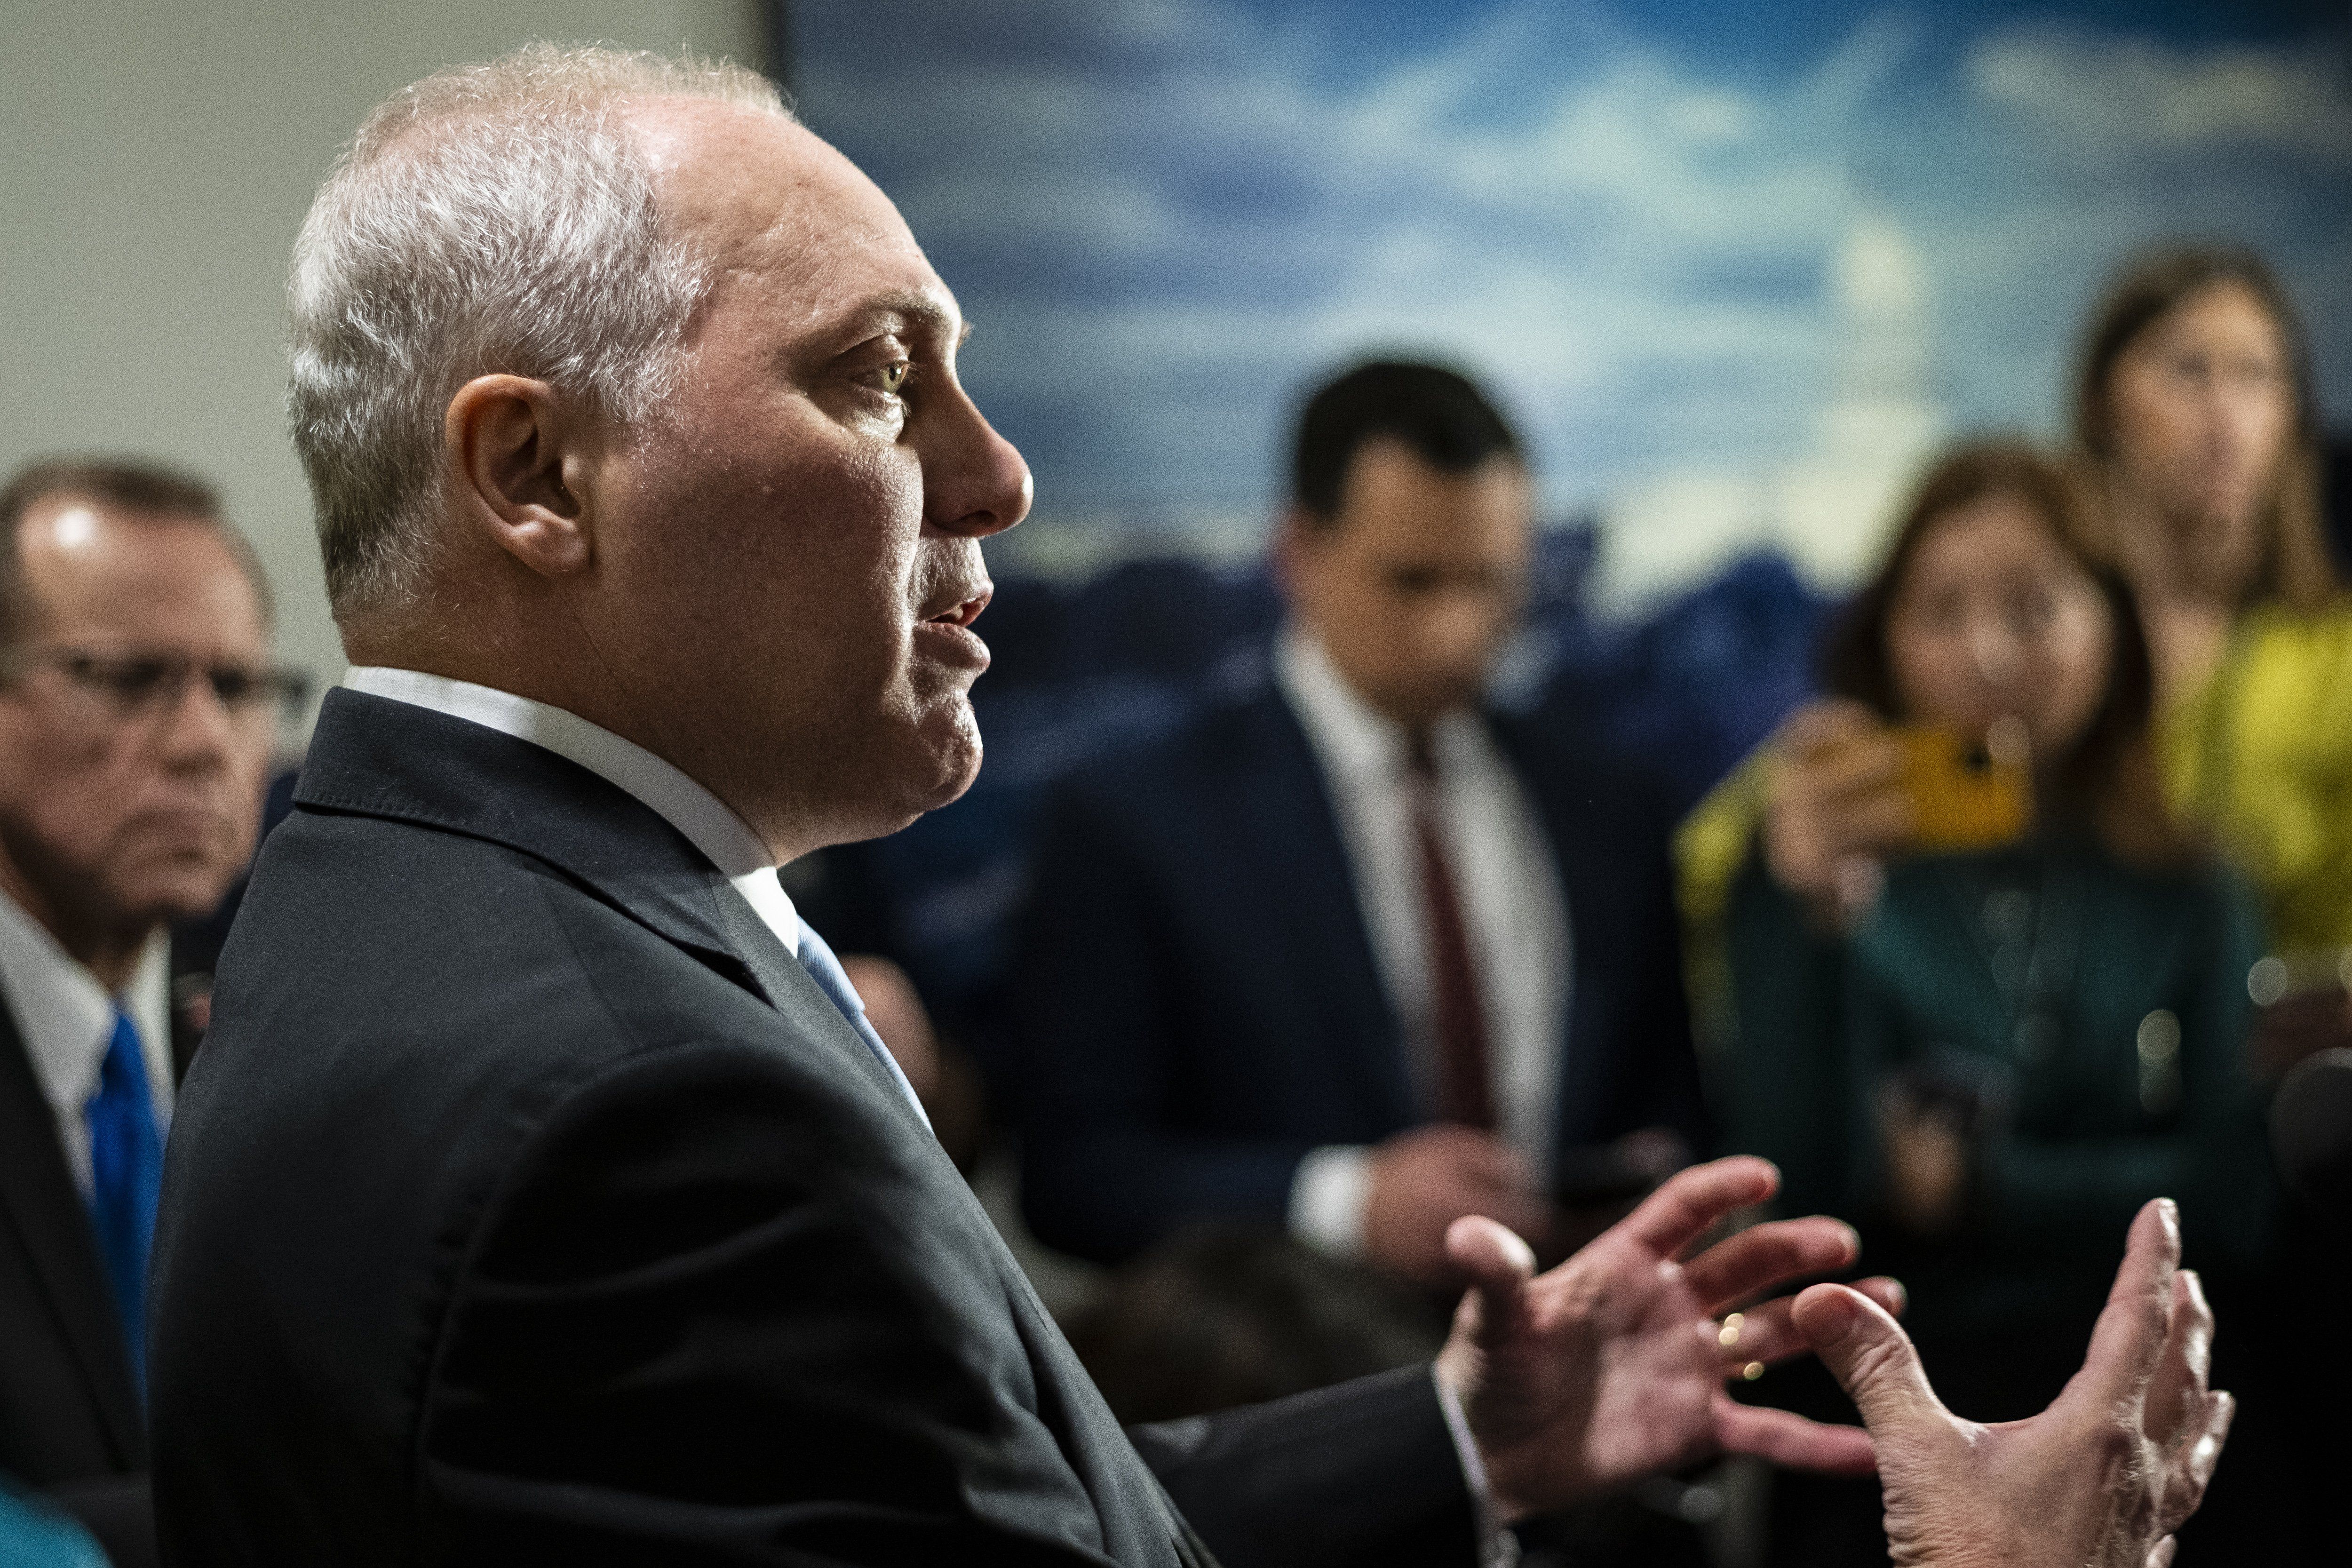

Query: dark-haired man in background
<box><xmin>1013</xmin><ymin>362</ymin><xmax>1705</xmax><ymax>1281</ymax></box>
<box><xmin>0</xmin><ymin>461</ymin><xmax>295</xmax><ymax>1568</ymax></box>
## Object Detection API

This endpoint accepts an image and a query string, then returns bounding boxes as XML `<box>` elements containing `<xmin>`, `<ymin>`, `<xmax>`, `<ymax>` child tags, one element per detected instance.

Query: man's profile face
<box><xmin>0</xmin><ymin>497</ymin><xmax>275</xmax><ymax>934</ymax></box>
<box><xmin>584</xmin><ymin>102</ymin><xmax>1031</xmax><ymax>852</ymax></box>
<box><xmin>1283</xmin><ymin>440</ymin><xmax>1533</xmax><ymax>728</ymax></box>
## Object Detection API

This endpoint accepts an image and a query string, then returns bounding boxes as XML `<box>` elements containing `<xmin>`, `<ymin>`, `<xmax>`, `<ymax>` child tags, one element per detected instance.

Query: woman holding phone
<box><xmin>1722</xmin><ymin>442</ymin><xmax>2273</xmax><ymax>1563</ymax></box>
<box><xmin>1731</xmin><ymin>440</ymin><xmax>2270</xmax><ymax>1366</ymax></box>
<box><xmin>1705</xmin><ymin>248</ymin><xmax>2345</xmax><ymax>1068</ymax></box>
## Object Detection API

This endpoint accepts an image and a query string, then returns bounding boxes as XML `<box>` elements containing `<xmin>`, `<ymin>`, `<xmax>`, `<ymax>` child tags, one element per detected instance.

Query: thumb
<box><xmin>1794</xmin><ymin>1283</ymin><xmax>1946</xmax><ymax>1437</ymax></box>
<box><xmin>1445</xmin><ymin>1213</ymin><xmax>1536</xmax><ymax>1325</ymax></box>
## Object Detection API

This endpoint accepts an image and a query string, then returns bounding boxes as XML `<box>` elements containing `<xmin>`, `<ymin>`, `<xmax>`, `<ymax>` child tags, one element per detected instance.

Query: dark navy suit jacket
<box><xmin>148</xmin><ymin>691</ymin><xmax>1473</xmax><ymax>1567</ymax></box>
<box><xmin>1011</xmin><ymin>680</ymin><xmax>1706</xmax><ymax>1264</ymax></box>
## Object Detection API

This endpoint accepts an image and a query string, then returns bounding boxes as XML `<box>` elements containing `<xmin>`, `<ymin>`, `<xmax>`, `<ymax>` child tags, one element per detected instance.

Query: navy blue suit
<box><xmin>1010</xmin><ymin>680</ymin><xmax>1706</xmax><ymax>1264</ymax></box>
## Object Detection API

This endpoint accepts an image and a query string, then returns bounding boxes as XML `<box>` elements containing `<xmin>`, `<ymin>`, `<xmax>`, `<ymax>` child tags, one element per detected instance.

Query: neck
<box><xmin>0</xmin><ymin>848</ymin><xmax>152</xmax><ymax>992</ymax></box>
<box><xmin>344</xmin><ymin>621</ymin><xmax>820</xmax><ymax>867</ymax></box>
<box><xmin>2102</xmin><ymin>470</ymin><xmax>2237</xmax><ymax>701</ymax></box>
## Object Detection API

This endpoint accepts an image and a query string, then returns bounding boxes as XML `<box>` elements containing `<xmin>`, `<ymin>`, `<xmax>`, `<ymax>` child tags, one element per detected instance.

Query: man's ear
<box><xmin>1272</xmin><ymin>505</ymin><xmax>1322</xmax><ymax>605</ymax></box>
<box><xmin>444</xmin><ymin>375</ymin><xmax>599</xmax><ymax>578</ymax></box>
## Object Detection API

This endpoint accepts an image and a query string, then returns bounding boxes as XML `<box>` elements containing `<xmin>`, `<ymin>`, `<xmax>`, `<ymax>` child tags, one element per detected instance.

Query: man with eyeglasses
<box><xmin>0</xmin><ymin>459</ymin><xmax>300</xmax><ymax>1568</ymax></box>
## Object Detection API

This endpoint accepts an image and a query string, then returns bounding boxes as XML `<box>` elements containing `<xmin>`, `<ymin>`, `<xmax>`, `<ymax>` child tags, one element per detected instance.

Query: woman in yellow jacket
<box><xmin>1684</xmin><ymin>246</ymin><xmax>2343</xmax><ymax>1071</ymax></box>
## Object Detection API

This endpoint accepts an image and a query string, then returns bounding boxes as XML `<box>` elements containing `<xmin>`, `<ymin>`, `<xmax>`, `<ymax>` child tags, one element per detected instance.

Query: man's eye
<box><xmin>875</xmin><ymin>360</ymin><xmax>912</xmax><ymax>396</ymax></box>
<box><xmin>100</xmin><ymin>661</ymin><xmax>174</xmax><ymax>699</ymax></box>
<box><xmin>209</xmin><ymin>671</ymin><xmax>260</xmax><ymax>706</ymax></box>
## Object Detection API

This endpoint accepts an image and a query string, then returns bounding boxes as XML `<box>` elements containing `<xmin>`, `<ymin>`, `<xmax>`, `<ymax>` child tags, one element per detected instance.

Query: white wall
<box><xmin>0</xmin><ymin>0</ymin><xmax>765</xmax><ymax>715</ymax></box>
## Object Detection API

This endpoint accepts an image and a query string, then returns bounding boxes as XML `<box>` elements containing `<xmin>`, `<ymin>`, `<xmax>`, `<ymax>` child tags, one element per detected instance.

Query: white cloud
<box><xmin>1967</xmin><ymin>28</ymin><xmax>2352</xmax><ymax>162</ymax></box>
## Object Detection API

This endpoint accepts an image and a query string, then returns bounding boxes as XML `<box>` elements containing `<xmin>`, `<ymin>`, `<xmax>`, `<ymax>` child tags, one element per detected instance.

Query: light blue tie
<box><xmin>795</xmin><ymin>923</ymin><xmax>930</xmax><ymax>1127</ymax></box>
<box><xmin>84</xmin><ymin>1009</ymin><xmax>163</xmax><ymax>1388</ymax></box>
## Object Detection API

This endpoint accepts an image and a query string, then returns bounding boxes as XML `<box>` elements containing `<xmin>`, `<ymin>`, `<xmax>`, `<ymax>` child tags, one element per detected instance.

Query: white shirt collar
<box><xmin>0</xmin><ymin>891</ymin><xmax>174</xmax><ymax>1191</ymax></box>
<box><xmin>342</xmin><ymin>668</ymin><xmax>802</xmax><ymax>954</ymax></box>
<box><xmin>1272</xmin><ymin>623</ymin><xmax>1482</xmax><ymax>784</ymax></box>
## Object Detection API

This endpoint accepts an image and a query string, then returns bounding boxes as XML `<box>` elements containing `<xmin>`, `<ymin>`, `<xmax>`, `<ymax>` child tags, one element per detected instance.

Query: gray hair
<box><xmin>286</xmin><ymin>43</ymin><xmax>789</xmax><ymax>616</ymax></box>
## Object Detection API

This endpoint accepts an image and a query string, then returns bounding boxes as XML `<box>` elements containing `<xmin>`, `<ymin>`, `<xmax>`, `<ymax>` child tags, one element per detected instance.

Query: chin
<box><xmin>911</xmin><ymin>707</ymin><xmax>986</xmax><ymax>812</ymax></box>
<box><xmin>844</xmin><ymin>703</ymin><xmax>984</xmax><ymax>842</ymax></box>
<box><xmin>116</xmin><ymin>868</ymin><xmax>241</xmax><ymax>929</ymax></box>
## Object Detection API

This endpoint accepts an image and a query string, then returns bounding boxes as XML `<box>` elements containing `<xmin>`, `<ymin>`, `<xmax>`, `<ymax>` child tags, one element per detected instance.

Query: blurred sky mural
<box><xmin>797</xmin><ymin>0</ymin><xmax>2352</xmax><ymax>605</ymax></box>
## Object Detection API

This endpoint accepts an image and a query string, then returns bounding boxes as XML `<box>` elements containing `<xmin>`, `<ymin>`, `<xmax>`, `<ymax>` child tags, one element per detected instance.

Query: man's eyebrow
<box><xmin>848</xmin><ymin>291</ymin><xmax>964</xmax><ymax>343</ymax></box>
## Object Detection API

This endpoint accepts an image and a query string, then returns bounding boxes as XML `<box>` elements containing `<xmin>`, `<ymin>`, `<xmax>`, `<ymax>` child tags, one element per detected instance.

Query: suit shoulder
<box><xmin>1052</xmin><ymin>682</ymin><xmax>1303</xmax><ymax>813</ymax></box>
<box><xmin>1491</xmin><ymin>709</ymin><xmax>1681</xmax><ymax>828</ymax></box>
<box><xmin>211</xmin><ymin>809</ymin><xmax>794</xmax><ymax>1108</ymax></box>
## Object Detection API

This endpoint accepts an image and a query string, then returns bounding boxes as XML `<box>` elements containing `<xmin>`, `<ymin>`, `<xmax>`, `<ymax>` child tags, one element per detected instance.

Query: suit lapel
<box><xmin>1239</xmin><ymin>691</ymin><xmax>1417</xmax><ymax>1125</ymax></box>
<box><xmin>701</xmin><ymin>883</ymin><xmax>931</xmax><ymax>1133</ymax></box>
<box><xmin>295</xmin><ymin>691</ymin><xmax>926</xmax><ymax>1136</ymax></box>
<box><xmin>1489</xmin><ymin>713</ymin><xmax>1637</xmax><ymax>1150</ymax></box>
<box><xmin>0</xmin><ymin>995</ymin><xmax>145</xmax><ymax>1466</ymax></box>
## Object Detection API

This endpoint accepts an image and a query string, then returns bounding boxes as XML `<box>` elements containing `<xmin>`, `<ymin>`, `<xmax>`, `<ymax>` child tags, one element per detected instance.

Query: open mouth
<box><xmin>920</xmin><ymin>586</ymin><xmax>992</xmax><ymax>630</ymax></box>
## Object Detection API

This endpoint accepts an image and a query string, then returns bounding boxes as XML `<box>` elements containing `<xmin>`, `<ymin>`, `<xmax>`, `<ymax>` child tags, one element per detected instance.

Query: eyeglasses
<box><xmin>2</xmin><ymin>646</ymin><xmax>311</xmax><ymax>730</ymax></box>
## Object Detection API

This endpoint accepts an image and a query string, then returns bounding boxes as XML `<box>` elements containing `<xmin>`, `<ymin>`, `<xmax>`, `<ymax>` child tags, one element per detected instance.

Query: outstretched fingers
<box><xmin>1712</xmin><ymin>1393</ymin><xmax>1877</xmax><ymax>1475</ymax></box>
<box><xmin>2143</xmin><ymin>1269</ymin><xmax>2216</xmax><ymax>1452</ymax></box>
<box><xmin>2066</xmin><ymin>1198</ymin><xmax>2180</xmax><ymax>1421</ymax></box>
<box><xmin>2156</xmin><ymin>1390</ymin><xmax>2234</xmax><ymax>1538</ymax></box>
<box><xmin>1614</xmin><ymin>1156</ymin><xmax>1779</xmax><ymax>1259</ymax></box>
<box><xmin>1682</xmin><ymin>1215</ymin><xmax>1860</xmax><ymax>1312</ymax></box>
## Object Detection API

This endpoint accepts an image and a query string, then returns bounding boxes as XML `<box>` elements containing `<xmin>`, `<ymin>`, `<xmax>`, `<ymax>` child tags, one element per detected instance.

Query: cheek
<box><xmin>2224</xmin><ymin>392</ymin><xmax>2294</xmax><ymax>472</ymax></box>
<box><xmin>1886</xmin><ymin>625</ymin><xmax>1964</xmax><ymax>718</ymax></box>
<box><xmin>4</xmin><ymin>721</ymin><xmax>122</xmax><ymax>818</ymax></box>
<box><xmin>2113</xmin><ymin>379</ymin><xmax>2196</xmax><ymax>468</ymax></box>
<box><xmin>2028</xmin><ymin>619</ymin><xmax>2114</xmax><ymax>748</ymax></box>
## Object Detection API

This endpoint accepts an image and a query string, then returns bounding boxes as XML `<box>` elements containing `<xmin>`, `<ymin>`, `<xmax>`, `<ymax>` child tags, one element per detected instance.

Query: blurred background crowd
<box><xmin>2</xmin><ymin>2</ymin><xmax>2346</xmax><ymax>1565</ymax></box>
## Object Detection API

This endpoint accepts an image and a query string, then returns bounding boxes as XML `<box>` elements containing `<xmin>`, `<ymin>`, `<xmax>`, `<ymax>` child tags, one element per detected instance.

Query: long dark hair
<box><xmin>2071</xmin><ymin>245</ymin><xmax>2332</xmax><ymax>613</ymax></box>
<box><xmin>1819</xmin><ymin>439</ymin><xmax>2180</xmax><ymax>858</ymax></box>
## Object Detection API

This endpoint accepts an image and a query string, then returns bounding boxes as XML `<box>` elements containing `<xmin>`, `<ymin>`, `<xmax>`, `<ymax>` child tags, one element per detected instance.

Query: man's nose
<box><xmin>919</xmin><ymin>380</ymin><xmax>1033</xmax><ymax>540</ymax></box>
<box><xmin>148</xmin><ymin>672</ymin><xmax>240</xmax><ymax>767</ymax></box>
<box><xmin>1421</xmin><ymin>591</ymin><xmax>1514</xmax><ymax>669</ymax></box>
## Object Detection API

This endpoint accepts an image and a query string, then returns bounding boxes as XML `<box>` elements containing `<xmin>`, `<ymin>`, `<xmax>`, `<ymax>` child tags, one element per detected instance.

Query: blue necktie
<box><xmin>795</xmin><ymin>924</ymin><xmax>930</xmax><ymax>1127</ymax></box>
<box><xmin>84</xmin><ymin>1009</ymin><xmax>163</xmax><ymax>1388</ymax></box>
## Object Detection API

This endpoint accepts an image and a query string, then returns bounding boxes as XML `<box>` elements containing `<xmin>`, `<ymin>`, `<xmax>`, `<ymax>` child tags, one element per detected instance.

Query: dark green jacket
<box><xmin>1725</xmin><ymin>833</ymin><xmax>2272</xmax><ymax>1389</ymax></box>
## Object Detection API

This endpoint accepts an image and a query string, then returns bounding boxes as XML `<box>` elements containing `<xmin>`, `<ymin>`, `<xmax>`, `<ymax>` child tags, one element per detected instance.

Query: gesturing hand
<box><xmin>1435</xmin><ymin>1155</ymin><xmax>1895</xmax><ymax>1521</ymax></box>
<box><xmin>1792</xmin><ymin>1198</ymin><xmax>2233</xmax><ymax>1568</ymax></box>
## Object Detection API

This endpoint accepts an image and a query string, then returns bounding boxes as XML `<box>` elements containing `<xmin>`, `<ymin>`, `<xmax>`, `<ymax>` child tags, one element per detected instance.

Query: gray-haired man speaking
<box><xmin>147</xmin><ymin>45</ymin><xmax>2231</xmax><ymax>1568</ymax></box>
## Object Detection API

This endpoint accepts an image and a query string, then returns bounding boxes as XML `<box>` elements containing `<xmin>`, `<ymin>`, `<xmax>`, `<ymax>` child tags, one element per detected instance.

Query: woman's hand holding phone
<box><xmin>1763</xmin><ymin>700</ymin><xmax>1913</xmax><ymax>925</ymax></box>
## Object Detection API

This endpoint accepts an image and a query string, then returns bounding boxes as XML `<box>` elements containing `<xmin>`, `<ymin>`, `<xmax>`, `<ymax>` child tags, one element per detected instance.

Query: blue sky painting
<box><xmin>798</xmin><ymin>0</ymin><xmax>2351</xmax><ymax>598</ymax></box>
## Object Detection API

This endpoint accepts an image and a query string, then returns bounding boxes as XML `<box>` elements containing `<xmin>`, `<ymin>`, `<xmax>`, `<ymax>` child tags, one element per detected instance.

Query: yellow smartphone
<box><xmin>1897</xmin><ymin>720</ymin><xmax>2031</xmax><ymax>851</ymax></box>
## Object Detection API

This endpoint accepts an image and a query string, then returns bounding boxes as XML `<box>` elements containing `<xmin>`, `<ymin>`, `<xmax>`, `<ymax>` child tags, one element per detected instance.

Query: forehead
<box><xmin>630</xmin><ymin>98</ymin><xmax>956</xmax><ymax>341</ymax></box>
<box><xmin>1337</xmin><ymin>442</ymin><xmax>1531</xmax><ymax>548</ymax></box>
<box><xmin>15</xmin><ymin>494</ymin><xmax>261</xmax><ymax>631</ymax></box>
<box><xmin>2150</xmin><ymin>281</ymin><xmax>2283</xmax><ymax>354</ymax></box>
<box><xmin>1907</xmin><ymin>493</ymin><xmax>2073</xmax><ymax>581</ymax></box>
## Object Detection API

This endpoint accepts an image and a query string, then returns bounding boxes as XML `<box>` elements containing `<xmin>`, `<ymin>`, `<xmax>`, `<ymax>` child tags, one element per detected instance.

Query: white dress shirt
<box><xmin>1274</xmin><ymin>627</ymin><xmax>1571</xmax><ymax>1256</ymax></box>
<box><xmin>0</xmin><ymin>892</ymin><xmax>174</xmax><ymax>1195</ymax></box>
